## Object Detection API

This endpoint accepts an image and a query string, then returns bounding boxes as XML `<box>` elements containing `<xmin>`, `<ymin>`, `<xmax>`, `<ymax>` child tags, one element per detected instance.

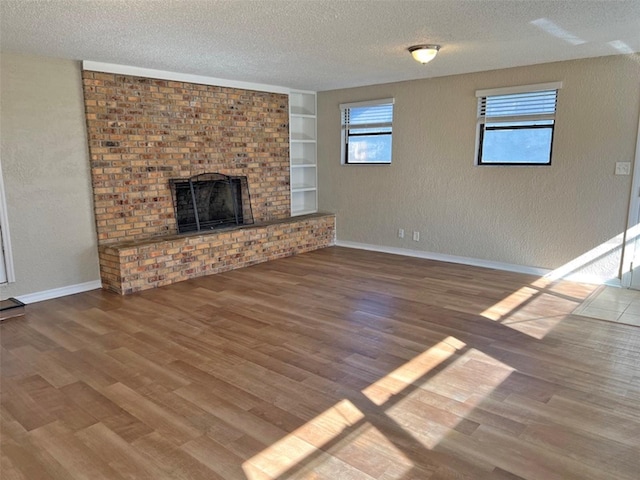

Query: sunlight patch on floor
<box><xmin>500</xmin><ymin>314</ymin><xmax>567</xmax><ymax>339</ymax></box>
<box><xmin>244</xmin><ymin>340</ymin><xmax>515</xmax><ymax>478</ymax></box>
<box><xmin>361</xmin><ymin>337</ymin><xmax>465</xmax><ymax>406</ymax></box>
<box><xmin>480</xmin><ymin>279</ymin><xmax>593</xmax><ymax>338</ymax></box>
<box><xmin>480</xmin><ymin>287</ymin><xmax>539</xmax><ymax>321</ymax></box>
<box><xmin>407</xmin><ymin>348</ymin><xmax>514</xmax><ymax>404</ymax></box>
<box><xmin>385</xmin><ymin>348</ymin><xmax>514</xmax><ymax>449</ymax></box>
<box><xmin>243</xmin><ymin>398</ymin><xmax>412</xmax><ymax>479</ymax></box>
<box><xmin>243</xmin><ymin>399</ymin><xmax>362</xmax><ymax>479</ymax></box>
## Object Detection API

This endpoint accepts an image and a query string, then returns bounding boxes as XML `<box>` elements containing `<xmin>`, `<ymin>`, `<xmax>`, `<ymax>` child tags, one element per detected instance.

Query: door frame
<box><xmin>0</xmin><ymin>157</ymin><xmax>15</xmax><ymax>284</ymax></box>
<box><xmin>621</xmin><ymin>108</ymin><xmax>640</xmax><ymax>287</ymax></box>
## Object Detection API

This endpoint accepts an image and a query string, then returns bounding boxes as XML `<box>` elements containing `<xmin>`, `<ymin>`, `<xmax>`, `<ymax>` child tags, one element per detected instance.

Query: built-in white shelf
<box><xmin>290</xmin><ymin>169</ymin><xmax>316</xmax><ymax>191</ymax></box>
<box><xmin>289</xmin><ymin>93</ymin><xmax>316</xmax><ymax>116</ymax></box>
<box><xmin>289</xmin><ymin>90</ymin><xmax>318</xmax><ymax>216</ymax></box>
<box><xmin>291</xmin><ymin>190</ymin><xmax>317</xmax><ymax>214</ymax></box>
<box><xmin>290</xmin><ymin>115</ymin><xmax>316</xmax><ymax>142</ymax></box>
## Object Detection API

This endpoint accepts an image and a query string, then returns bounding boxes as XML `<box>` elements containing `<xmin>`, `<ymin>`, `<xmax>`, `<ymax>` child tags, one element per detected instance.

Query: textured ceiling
<box><xmin>1</xmin><ymin>0</ymin><xmax>639</xmax><ymax>91</ymax></box>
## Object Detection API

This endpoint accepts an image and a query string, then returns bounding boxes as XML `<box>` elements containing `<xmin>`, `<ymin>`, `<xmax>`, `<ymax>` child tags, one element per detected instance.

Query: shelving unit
<box><xmin>289</xmin><ymin>90</ymin><xmax>317</xmax><ymax>216</ymax></box>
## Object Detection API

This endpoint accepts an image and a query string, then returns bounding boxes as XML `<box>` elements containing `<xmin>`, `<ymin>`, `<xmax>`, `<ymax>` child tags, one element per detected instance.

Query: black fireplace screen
<box><xmin>170</xmin><ymin>173</ymin><xmax>254</xmax><ymax>234</ymax></box>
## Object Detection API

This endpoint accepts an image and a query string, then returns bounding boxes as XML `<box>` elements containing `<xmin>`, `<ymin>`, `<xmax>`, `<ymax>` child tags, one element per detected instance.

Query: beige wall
<box><xmin>0</xmin><ymin>53</ymin><xmax>100</xmax><ymax>298</ymax></box>
<box><xmin>318</xmin><ymin>55</ymin><xmax>640</xmax><ymax>282</ymax></box>
<box><xmin>0</xmin><ymin>53</ymin><xmax>637</xmax><ymax>298</ymax></box>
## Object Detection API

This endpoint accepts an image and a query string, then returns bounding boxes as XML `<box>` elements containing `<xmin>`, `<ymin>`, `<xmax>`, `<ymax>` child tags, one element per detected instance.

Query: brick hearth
<box><xmin>99</xmin><ymin>214</ymin><xmax>335</xmax><ymax>295</ymax></box>
<box><xmin>82</xmin><ymin>71</ymin><xmax>334</xmax><ymax>293</ymax></box>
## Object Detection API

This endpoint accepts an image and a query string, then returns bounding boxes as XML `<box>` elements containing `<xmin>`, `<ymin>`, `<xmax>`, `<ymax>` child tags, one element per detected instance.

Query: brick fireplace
<box><xmin>82</xmin><ymin>71</ymin><xmax>334</xmax><ymax>294</ymax></box>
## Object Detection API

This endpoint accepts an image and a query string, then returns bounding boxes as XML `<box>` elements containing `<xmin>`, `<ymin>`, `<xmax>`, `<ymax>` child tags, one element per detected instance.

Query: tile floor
<box><xmin>573</xmin><ymin>285</ymin><xmax>640</xmax><ymax>327</ymax></box>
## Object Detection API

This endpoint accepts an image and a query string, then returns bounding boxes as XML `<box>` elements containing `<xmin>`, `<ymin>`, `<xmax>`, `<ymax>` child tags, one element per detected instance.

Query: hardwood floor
<box><xmin>2</xmin><ymin>246</ymin><xmax>639</xmax><ymax>480</ymax></box>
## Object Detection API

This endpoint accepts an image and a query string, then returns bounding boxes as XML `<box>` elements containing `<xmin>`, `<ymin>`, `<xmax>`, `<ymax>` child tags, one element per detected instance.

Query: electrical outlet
<box><xmin>413</xmin><ymin>231</ymin><xmax>420</xmax><ymax>242</ymax></box>
<box><xmin>615</xmin><ymin>162</ymin><xmax>631</xmax><ymax>175</ymax></box>
<box><xmin>398</xmin><ymin>228</ymin><xmax>404</xmax><ymax>239</ymax></box>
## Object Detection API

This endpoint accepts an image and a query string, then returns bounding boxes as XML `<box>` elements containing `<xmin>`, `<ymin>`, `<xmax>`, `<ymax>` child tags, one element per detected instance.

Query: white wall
<box><xmin>0</xmin><ymin>53</ymin><xmax>100</xmax><ymax>299</ymax></box>
<box><xmin>318</xmin><ymin>55</ymin><xmax>640</xmax><ymax>283</ymax></box>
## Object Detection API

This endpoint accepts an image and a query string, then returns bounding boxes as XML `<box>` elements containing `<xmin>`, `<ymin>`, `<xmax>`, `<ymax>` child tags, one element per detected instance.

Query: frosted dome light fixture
<box><xmin>408</xmin><ymin>45</ymin><xmax>440</xmax><ymax>64</ymax></box>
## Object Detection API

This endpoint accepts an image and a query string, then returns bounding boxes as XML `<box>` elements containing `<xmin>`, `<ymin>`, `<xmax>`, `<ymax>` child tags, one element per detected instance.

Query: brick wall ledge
<box><xmin>98</xmin><ymin>213</ymin><xmax>336</xmax><ymax>295</ymax></box>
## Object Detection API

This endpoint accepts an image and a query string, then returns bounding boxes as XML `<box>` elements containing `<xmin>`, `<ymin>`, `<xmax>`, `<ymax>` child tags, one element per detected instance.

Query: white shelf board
<box><xmin>290</xmin><ymin>134</ymin><xmax>316</xmax><ymax>142</ymax></box>
<box><xmin>290</xmin><ymin>112</ymin><xmax>316</xmax><ymax>119</ymax></box>
<box><xmin>292</xmin><ymin>208</ymin><xmax>318</xmax><ymax>216</ymax></box>
<box><xmin>292</xmin><ymin>185</ymin><xmax>317</xmax><ymax>192</ymax></box>
<box><xmin>291</xmin><ymin>163</ymin><xmax>317</xmax><ymax>168</ymax></box>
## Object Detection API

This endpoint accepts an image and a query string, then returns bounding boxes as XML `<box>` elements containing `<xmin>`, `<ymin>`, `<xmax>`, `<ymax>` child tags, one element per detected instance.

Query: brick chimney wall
<box><xmin>82</xmin><ymin>71</ymin><xmax>290</xmax><ymax>246</ymax></box>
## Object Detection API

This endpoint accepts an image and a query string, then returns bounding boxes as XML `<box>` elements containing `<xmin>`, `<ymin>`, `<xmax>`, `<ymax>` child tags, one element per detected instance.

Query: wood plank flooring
<box><xmin>1</xmin><ymin>246</ymin><xmax>639</xmax><ymax>480</ymax></box>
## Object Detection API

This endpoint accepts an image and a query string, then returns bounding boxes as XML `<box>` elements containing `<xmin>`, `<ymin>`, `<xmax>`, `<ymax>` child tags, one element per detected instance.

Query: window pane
<box><xmin>481</xmin><ymin>126</ymin><xmax>553</xmax><ymax>164</ymax></box>
<box><xmin>347</xmin><ymin>134</ymin><xmax>392</xmax><ymax>163</ymax></box>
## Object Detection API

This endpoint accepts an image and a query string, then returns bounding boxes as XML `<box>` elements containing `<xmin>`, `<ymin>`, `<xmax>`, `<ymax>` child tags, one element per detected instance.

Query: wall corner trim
<box><xmin>82</xmin><ymin>61</ymin><xmax>291</xmax><ymax>95</ymax></box>
<box><xmin>15</xmin><ymin>280</ymin><xmax>102</xmax><ymax>304</ymax></box>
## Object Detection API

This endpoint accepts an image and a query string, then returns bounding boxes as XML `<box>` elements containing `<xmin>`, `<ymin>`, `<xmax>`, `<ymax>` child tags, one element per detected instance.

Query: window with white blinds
<box><xmin>476</xmin><ymin>82</ymin><xmax>562</xmax><ymax>165</ymax></box>
<box><xmin>340</xmin><ymin>98</ymin><xmax>394</xmax><ymax>164</ymax></box>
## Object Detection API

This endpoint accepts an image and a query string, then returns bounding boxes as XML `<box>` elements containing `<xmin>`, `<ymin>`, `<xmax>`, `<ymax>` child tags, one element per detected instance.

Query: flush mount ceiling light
<box><xmin>408</xmin><ymin>44</ymin><xmax>440</xmax><ymax>64</ymax></box>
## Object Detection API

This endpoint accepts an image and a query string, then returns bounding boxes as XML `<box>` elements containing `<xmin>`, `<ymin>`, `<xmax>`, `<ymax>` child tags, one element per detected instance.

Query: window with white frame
<box><xmin>475</xmin><ymin>82</ymin><xmax>562</xmax><ymax>165</ymax></box>
<box><xmin>340</xmin><ymin>98</ymin><xmax>394</xmax><ymax>164</ymax></box>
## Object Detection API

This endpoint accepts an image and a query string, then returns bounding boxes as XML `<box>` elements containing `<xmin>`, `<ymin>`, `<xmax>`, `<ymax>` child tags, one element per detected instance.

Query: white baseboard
<box><xmin>336</xmin><ymin>240</ymin><xmax>550</xmax><ymax>275</ymax></box>
<box><xmin>555</xmin><ymin>273</ymin><xmax>621</xmax><ymax>287</ymax></box>
<box><xmin>335</xmin><ymin>240</ymin><xmax>620</xmax><ymax>286</ymax></box>
<box><xmin>8</xmin><ymin>242</ymin><xmax>623</xmax><ymax>305</ymax></box>
<box><xmin>15</xmin><ymin>280</ymin><xmax>102</xmax><ymax>304</ymax></box>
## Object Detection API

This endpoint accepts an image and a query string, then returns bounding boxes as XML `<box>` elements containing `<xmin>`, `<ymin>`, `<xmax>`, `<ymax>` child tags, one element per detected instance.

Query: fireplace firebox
<box><xmin>170</xmin><ymin>173</ymin><xmax>254</xmax><ymax>234</ymax></box>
